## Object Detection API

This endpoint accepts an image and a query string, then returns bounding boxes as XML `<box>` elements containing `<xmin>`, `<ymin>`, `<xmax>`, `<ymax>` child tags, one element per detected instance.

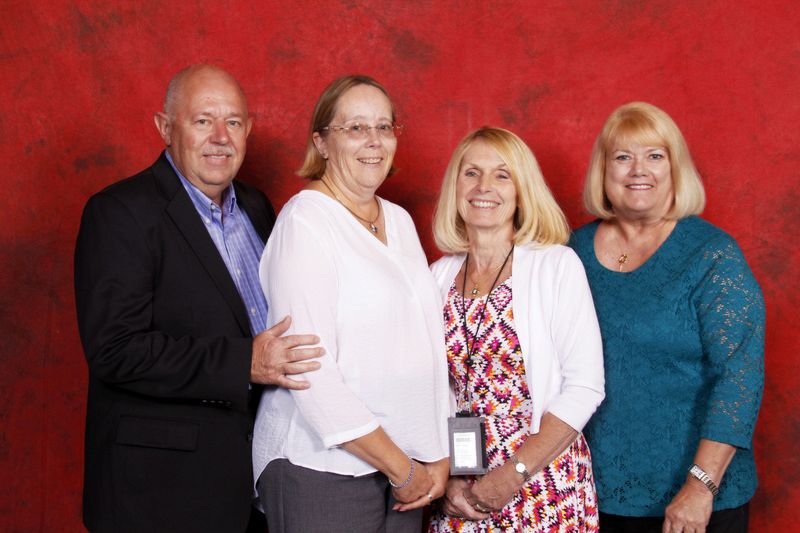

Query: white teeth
<box><xmin>627</xmin><ymin>184</ymin><xmax>652</xmax><ymax>189</ymax></box>
<box><xmin>470</xmin><ymin>200</ymin><xmax>497</xmax><ymax>208</ymax></box>
<box><xmin>359</xmin><ymin>158</ymin><xmax>381</xmax><ymax>164</ymax></box>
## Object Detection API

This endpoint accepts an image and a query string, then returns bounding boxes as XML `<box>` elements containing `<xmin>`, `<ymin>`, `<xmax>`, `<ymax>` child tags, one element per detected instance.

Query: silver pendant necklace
<box><xmin>320</xmin><ymin>179</ymin><xmax>381</xmax><ymax>233</ymax></box>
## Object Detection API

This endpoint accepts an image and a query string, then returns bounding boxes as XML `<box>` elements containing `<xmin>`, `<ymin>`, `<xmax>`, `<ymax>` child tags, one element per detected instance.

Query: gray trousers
<box><xmin>257</xmin><ymin>459</ymin><xmax>424</xmax><ymax>533</ymax></box>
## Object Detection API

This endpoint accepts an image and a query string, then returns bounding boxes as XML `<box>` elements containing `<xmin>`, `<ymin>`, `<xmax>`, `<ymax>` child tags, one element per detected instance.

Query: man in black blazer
<box><xmin>74</xmin><ymin>65</ymin><xmax>322</xmax><ymax>532</ymax></box>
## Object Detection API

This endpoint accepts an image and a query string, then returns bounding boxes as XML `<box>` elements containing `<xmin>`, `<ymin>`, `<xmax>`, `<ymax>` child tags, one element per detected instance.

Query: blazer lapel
<box><xmin>153</xmin><ymin>154</ymin><xmax>251</xmax><ymax>335</ymax></box>
<box><xmin>234</xmin><ymin>180</ymin><xmax>274</xmax><ymax>243</ymax></box>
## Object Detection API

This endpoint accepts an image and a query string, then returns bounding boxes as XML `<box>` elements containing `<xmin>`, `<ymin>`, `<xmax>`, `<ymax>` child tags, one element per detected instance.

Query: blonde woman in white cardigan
<box><xmin>423</xmin><ymin>127</ymin><xmax>605</xmax><ymax>533</ymax></box>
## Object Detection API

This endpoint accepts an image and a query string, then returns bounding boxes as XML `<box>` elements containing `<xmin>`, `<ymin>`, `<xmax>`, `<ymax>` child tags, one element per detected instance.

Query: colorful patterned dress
<box><xmin>428</xmin><ymin>277</ymin><xmax>599</xmax><ymax>533</ymax></box>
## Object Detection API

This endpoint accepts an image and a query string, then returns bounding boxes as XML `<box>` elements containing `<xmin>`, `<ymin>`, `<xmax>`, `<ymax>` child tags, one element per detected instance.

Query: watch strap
<box><xmin>688</xmin><ymin>463</ymin><xmax>720</xmax><ymax>497</ymax></box>
<box><xmin>510</xmin><ymin>454</ymin><xmax>531</xmax><ymax>481</ymax></box>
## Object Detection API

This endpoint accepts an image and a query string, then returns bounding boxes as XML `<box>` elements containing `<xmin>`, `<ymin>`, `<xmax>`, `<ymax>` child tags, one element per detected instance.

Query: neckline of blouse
<box><xmin>301</xmin><ymin>189</ymin><xmax>391</xmax><ymax>250</ymax></box>
<box><xmin>588</xmin><ymin>217</ymin><xmax>685</xmax><ymax>276</ymax></box>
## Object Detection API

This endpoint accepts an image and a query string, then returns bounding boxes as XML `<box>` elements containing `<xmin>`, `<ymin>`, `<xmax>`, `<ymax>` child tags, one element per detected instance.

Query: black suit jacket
<box><xmin>74</xmin><ymin>153</ymin><xmax>275</xmax><ymax>533</ymax></box>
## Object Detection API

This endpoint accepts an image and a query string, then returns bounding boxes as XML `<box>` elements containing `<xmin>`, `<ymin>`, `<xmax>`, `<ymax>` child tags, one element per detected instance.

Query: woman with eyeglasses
<box><xmin>425</xmin><ymin>127</ymin><xmax>604</xmax><ymax>532</ymax></box>
<box><xmin>252</xmin><ymin>75</ymin><xmax>450</xmax><ymax>532</ymax></box>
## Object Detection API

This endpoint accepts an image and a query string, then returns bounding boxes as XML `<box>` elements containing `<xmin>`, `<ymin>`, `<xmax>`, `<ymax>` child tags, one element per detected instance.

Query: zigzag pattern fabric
<box><xmin>429</xmin><ymin>278</ymin><xmax>599</xmax><ymax>532</ymax></box>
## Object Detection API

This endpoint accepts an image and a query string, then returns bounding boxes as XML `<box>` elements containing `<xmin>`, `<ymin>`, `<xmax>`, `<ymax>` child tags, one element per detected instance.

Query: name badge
<box><xmin>447</xmin><ymin>415</ymin><xmax>488</xmax><ymax>475</ymax></box>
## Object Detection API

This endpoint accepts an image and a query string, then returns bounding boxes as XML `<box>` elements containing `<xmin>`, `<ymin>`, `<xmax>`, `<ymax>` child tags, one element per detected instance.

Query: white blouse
<box><xmin>253</xmin><ymin>190</ymin><xmax>450</xmax><ymax>482</ymax></box>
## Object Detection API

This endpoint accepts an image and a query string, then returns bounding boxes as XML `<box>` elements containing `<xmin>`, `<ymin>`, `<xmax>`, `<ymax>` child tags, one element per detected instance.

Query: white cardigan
<box><xmin>253</xmin><ymin>191</ymin><xmax>450</xmax><ymax>481</ymax></box>
<box><xmin>430</xmin><ymin>243</ymin><xmax>605</xmax><ymax>433</ymax></box>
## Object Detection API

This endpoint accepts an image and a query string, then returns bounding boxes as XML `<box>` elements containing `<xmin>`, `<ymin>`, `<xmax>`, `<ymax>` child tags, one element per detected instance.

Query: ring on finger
<box><xmin>427</xmin><ymin>492</ymin><xmax>433</xmax><ymax>502</ymax></box>
<box><xmin>474</xmin><ymin>503</ymin><xmax>489</xmax><ymax>513</ymax></box>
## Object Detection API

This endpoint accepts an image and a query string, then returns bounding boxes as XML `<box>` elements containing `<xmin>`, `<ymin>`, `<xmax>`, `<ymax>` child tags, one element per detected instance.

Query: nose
<box><xmin>478</xmin><ymin>173</ymin><xmax>492</xmax><ymax>192</ymax></box>
<box><xmin>632</xmin><ymin>155</ymin><xmax>646</xmax><ymax>175</ymax></box>
<box><xmin>364</xmin><ymin>126</ymin><xmax>383</xmax><ymax>147</ymax></box>
<box><xmin>210</xmin><ymin>120</ymin><xmax>230</xmax><ymax>144</ymax></box>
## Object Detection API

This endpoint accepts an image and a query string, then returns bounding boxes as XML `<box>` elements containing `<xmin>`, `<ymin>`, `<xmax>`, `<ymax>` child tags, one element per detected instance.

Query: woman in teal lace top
<box><xmin>570</xmin><ymin>102</ymin><xmax>765</xmax><ymax>533</ymax></box>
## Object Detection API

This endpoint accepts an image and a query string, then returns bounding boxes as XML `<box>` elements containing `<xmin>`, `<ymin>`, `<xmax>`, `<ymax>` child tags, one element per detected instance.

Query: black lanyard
<box><xmin>458</xmin><ymin>247</ymin><xmax>513</xmax><ymax>415</ymax></box>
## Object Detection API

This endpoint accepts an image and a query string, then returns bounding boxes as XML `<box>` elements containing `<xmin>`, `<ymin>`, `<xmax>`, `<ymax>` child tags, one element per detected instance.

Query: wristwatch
<box><xmin>511</xmin><ymin>454</ymin><xmax>531</xmax><ymax>481</ymax></box>
<box><xmin>688</xmin><ymin>464</ymin><xmax>720</xmax><ymax>497</ymax></box>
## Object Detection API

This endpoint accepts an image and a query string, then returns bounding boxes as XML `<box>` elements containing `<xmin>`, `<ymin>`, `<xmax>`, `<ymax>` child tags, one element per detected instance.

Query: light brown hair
<box><xmin>298</xmin><ymin>75</ymin><xmax>396</xmax><ymax>180</ymax></box>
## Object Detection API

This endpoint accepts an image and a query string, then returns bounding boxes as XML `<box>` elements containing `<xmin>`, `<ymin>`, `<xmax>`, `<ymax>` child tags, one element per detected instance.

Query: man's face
<box><xmin>156</xmin><ymin>68</ymin><xmax>252</xmax><ymax>204</ymax></box>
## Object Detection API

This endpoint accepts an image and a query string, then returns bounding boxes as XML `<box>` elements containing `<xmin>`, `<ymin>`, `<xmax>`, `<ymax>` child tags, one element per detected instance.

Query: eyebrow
<box><xmin>611</xmin><ymin>146</ymin><xmax>666</xmax><ymax>152</ymax></box>
<box><xmin>338</xmin><ymin>114</ymin><xmax>392</xmax><ymax>122</ymax></box>
<box><xmin>193</xmin><ymin>109</ymin><xmax>247</xmax><ymax>118</ymax></box>
<box><xmin>462</xmin><ymin>160</ymin><xmax>508</xmax><ymax>168</ymax></box>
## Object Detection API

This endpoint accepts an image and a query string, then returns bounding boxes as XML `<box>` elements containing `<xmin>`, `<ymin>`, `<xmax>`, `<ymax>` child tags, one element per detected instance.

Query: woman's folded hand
<box><xmin>393</xmin><ymin>458</ymin><xmax>450</xmax><ymax>511</ymax></box>
<box><xmin>391</xmin><ymin>459</ymin><xmax>433</xmax><ymax>504</ymax></box>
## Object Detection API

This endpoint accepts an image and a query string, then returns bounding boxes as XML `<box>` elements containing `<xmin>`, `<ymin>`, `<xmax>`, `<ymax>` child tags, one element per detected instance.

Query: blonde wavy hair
<box><xmin>433</xmin><ymin>127</ymin><xmax>570</xmax><ymax>254</ymax></box>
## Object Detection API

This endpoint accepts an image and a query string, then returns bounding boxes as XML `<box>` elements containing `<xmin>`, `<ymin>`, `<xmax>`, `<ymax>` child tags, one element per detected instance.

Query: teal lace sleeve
<box><xmin>694</xmin><ymin>235</ymin><xmax>765</xmax><ymax>449</ymax></box>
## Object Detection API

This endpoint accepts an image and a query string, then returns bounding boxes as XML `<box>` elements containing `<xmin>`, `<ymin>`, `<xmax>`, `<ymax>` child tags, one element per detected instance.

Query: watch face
<box><xmin>515</xmin><ymin>462</ymin><xmax>526</xmax><ymax>474</ymax></box>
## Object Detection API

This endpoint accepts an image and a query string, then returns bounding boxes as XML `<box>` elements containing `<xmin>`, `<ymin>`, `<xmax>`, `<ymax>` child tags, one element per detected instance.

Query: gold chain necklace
<box><xmin>612</xmin><ymin>219</ymin><xmax>675</xmax><ymax>272</ymax></box>
<box><xmin>320</xmin><ymin>179</ymin><xmax>381</xmax><ymax>234</ymax></box>
<box><xmin>468</xmin><ymin>249</ymin><xmax>513</xmax><ymax>295</ymax></box>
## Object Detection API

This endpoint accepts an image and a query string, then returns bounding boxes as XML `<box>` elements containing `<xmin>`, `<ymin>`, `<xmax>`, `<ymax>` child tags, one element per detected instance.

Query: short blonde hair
<box><xmin>298</xmin><ymin>75</ymin><xmax>396</xmax><ymax>180</ymax></box>
<box><xmin>583</xmin><ymin>101</ymin><xmax>706</xmax><ymax>219</ymax></box>
<box><xmin>433</xmin><ymin>127</ymin><xmax>570</xmax><ymax>254</ymax></box>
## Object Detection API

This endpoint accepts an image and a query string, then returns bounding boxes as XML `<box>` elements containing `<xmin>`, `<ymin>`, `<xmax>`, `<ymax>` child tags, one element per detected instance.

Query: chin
<box><xmin>202</xmin><ymin>167</ymin><xmax>236</xmax><ymax>180</ymax></box>
<box><xmin>201</xmin><ymin>175</ymin><xmax>236</xmax><ymax>189</ymax></box>
<box><xmin>466</xmin><ymin>220</ymin><xmax>507</xmax><ymax>232</ymax></box>
<box><xmin>363</xmin><ymin>174</ymin><xmax>390</xmax><ymax>189</ymax></box>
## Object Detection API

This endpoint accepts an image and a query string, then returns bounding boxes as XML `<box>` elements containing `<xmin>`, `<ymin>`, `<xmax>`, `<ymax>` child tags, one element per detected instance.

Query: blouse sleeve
<box><xmin>260</xmin><ymin>211</ymin><xmax>379</xmax><ymax>448</ymax></box>
<box><xmin>546</xmin><ymin>248</ymin><xmax>606</xmax><ymax>431</ymax></box>
<box><xmin>694</xmin><ymin>236</ymin><xmax>765</xmax><ymax>449</ymax></box>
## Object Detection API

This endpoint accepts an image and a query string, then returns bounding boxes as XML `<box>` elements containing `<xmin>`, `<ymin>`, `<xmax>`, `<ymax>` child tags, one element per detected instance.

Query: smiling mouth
<box><xmin>358</xmin><ymin>157</ymin><xmax>382</xmax><ymax>164</ymax></box>
<box><xmin>626</xmin><ymin>184</ymin><xmax>653</xmax><ymax>190</ymax></box>
<box><xmin>469</xmin><ymin>200</ymin><xmax>499</xmax><ymax>208</ymax></box>
<box><xmin>204</xmin><ymin>153</ymin><xmax>232</xmax><ymax>159</ymax></box>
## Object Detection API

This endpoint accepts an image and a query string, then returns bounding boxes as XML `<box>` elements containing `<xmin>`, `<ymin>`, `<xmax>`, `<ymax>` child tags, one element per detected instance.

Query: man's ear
<box><xmin>154</xmin><ymin>112</ymin><xmax>172</xmax><ymax>145</ymax></box>
<box><xmin>245</xmin><ymin>117</ymin><xmax>253</xmax><ymax>139</ymax></box>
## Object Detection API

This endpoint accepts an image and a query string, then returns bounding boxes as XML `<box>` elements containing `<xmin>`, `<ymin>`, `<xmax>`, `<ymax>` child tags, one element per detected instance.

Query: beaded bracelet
<box><xmin>389</xmin><ymin>456</ymin><xmax>415</xmax><ymax>489</ymax></box>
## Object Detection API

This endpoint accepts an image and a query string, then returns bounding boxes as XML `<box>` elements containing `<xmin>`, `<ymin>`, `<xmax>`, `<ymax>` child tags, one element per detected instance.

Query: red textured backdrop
<box><xmin>1</xmin><ymin>1</ymin><xmax>797</xmax><ymax>530</ymax></box>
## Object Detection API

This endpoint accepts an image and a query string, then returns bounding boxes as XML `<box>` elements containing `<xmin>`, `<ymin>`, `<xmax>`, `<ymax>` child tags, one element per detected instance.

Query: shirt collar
<box><xmin>165</xmin><ymin>150</ymin><xmax>237</xmax><ymax>215</ymax></box>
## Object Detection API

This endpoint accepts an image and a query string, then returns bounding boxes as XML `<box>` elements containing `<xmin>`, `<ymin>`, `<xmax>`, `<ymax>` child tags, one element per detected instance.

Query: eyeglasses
<box><xmin>321</xmin><ymin>122</ymin><xmax>403</xmax><ymax>139</ymax></box>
